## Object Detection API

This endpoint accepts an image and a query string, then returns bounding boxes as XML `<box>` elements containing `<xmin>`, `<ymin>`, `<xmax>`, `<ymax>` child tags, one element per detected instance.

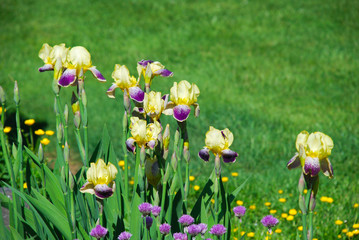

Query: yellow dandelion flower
<box><xmin>40</xmin><ymin>138</ymin><xmax>50</xmax><ymax>145</ymax></box>
<box><xmin>265</xmin><ymin>202</ymin><xmax>271</xmax><ymax>207</ymax></box>
<box><xmin>338</xmin><ymin>234</ymin><xmax>342</xmax><ymax>238</ymax></box>
<box><xmin>231</xmin><ymin>172</ymin><xmax>239</xmax><ymax>177</ymax></box>
<box><xmin>23</xmin><ymin>182</ymin><xmax>28</xmax><ymax>189</ymax></box>
<box><xmin>279</xmin><ymin>198</ymin><xmax>286</xmax><ymax>203</ymax></box>
<box><xmin>35</xmin><ymin>129</ymin><xmax>45</xmax><ymax>135</ymax></box>
<box><xmin>346</xmin><ymin>232</ymin><xmax>354</xmax><ymax>237</ymax></box>
<box><xmin>320</xmin><ymin>196</ymin><xmax>328</xmax><ymax>202</ymax></box>
<box><xmin>326</xmin><ymin>197</ymin><xmax>334</xmax><ymax>203</ymax></box>
<box><xmin>354</xmin><ymin>203</ymin><xmax>359</xmax><ymax>208</ymax></box>
<box><xmin>193</xmin><ymin>185</ymin><xmax>200</xmax><ymax>191</ymax></box>
<box><xmin>298</xmin><ymin>226</ymin><xmax>303</xmax><ymax>231</ymax></box>
<box><xmin>129</xmin><ymin>180</ymin><xmax>134</xmax><ymax>185</ymax></box>
<box><xmin>247</xmin><ymin>232</ymin><xmax>255</xmax><ymax>238</ymax></box>
<box><xmin>278</xmin><ymin>189</ymin><xmax>283</xmax><ymax>194</ymax></box>
<box><xmin>118</xmin><ymin>160</ymin><xmax>125</xmax><ymax>167</ymax></box>
<box><xmin>286</xmin><ymin>215</ymin><xmax>294</xmax><ymax>221</ymax></box>
<box><xmin>342</xmin><ymin>229</ymin><xmax>348</xmax><ymax>233</ymax></box>
<box><xmin>3</xmin><ymin>126</ymin><xmax>11</xmax><ymax>133</ymax></box>
<box><xmin>236</xmin><ymin>200</ymin><xmax>244</xmax><ymax>205</ymax></box>
<box><xmin>45</xmin><ymin>130</ymin><xmax>54</xmax><ymax>136</ymax></box>
<box><xmin>249</xmin><ymin>205</ymin><xmax>256</xmax><ymax>210</ymax></box>
<box><xmin>353</xmin><ymin>224</ymin><xmax>359</xmax><ymax>229</ymax></box>
<box><xmin>233</xmin><ymin>228</ymin><xmax>238</xmax><ymax>233</ymax></box>
<box><xmin>353</xmin><ymin>229</ymin><xmax>359</xmax><ymax>235</ymax></box>
<box><xmin>189</xmin><ymin>176</ymin><xmax>195</xmax><ymax>181</ymax></box>
<box><xmin>289</xmin><ymin>209</ymin><xmax>298</xmax><ymax>215</ymax></box>
<box><xmin>24</xmin><ymin>119</ymin><xmax>35</xmax><ymax>126</ymax></box>
<box><xmin>304</xmin><ymin>189</ymin><xmax>308</xmax><ymax>194</ymax></box>
<box><xmin>240</xmin><ymin>231</ymin><xmax>245</xmax><ymax>236</ymax></box>
<box><xmin>0</xmin><ymin>107</ymin><xmax>2</xmax><ymax>114</ymax></box>
<box><xmin>233</xmin><ymin>238</ymin><xmax>238</xmax><ymax>240</ymax></box>
<box><xmin>313</xmin><ymin>238</ymin><xmax>318</xmax><ymax>240</ymax></box>
<box><xmin>275</xmin><ymin>229</ymin><xmax>282</xmax><ymax>233</ymax></box>
<box><xmin>281</xmin><ymin>213</ymin><xmax>288</xmax><ymax>218</ymax></box>
<box><xmin>270</xmin><ymin>209</ymin><xmax>277</xmax><ymax>214</ymax></box>
<box><xmin>335</xmin><ymin>220</ymin><xmax>343</xmax><ymax>225</ymax></box>
<box><xmin>222</xmin><ymin>177</ymin><xmax>228</xmax><ymax>183</ymax></box>
<box><xmin>211</xmin><ymin>199</ymin><xmax>215</xmax><ymax>204</ymax></box>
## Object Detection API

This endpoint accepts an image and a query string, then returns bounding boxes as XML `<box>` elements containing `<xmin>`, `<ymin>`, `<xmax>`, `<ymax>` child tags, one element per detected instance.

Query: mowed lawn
<box><xmin>1</xmin><ymin>0</ymin><xmax>358</xmax><ymax>238</ymax></box>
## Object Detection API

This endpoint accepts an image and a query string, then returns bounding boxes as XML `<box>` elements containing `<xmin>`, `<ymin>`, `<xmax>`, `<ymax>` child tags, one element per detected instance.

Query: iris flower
<box><xmin>80</xmin><ymin>159</ymin><xmax>118</xmax><ymax>199</ymax></box>
<box><xmin>287</xmin><ymin>131</ymin><xmax>334</xmax><ymax>178</ymax></box>
<box><xmin>163</xmin><ymin>80</ymin><xmax>200</xmax><ymax>122</ymax></box>
<box><xmin>198</xmin><ymin>126</ymin><xmax>238</xmax><ymax>163</ymax></box>
<box><xmin>137</xmin><ymin>60</ymin><xmax>173</xmax><ymax>85</ymax></box>
<box><xmin>58</xmin><ymin>46</ymin><xmax>106</xmax><ymax>87</ymax></box>
<box><xmin>107</xmin><ymin>64</ymin><xmax>144</xmax><ymax>102</ymax></box>
<box><xmin>38</xmin><ymin>43</ymin><xmax>69</xmax><ymax>79</ymax></box>
<box><xmin>126</xmin><ymin>117</ymin><xmax>162</xmax><ymax>152</ymax></box>
<box><xmin>143</xmin><ymin>91</ymin><xmax>169</xmax><ymax>121</ymax></box>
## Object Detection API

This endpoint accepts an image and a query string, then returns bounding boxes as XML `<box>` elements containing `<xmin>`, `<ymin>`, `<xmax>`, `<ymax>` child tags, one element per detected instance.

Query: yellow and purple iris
<box><xmin>198</xmin><ymin>126</ymin><xmax>238</xmax><ymax>163</ymax></box>
<box><xmin>287</xmin><ymin>131</ymin><xmax>334</xmax><ymax>178</ymax></box>
<box><xmin>126</xmin><ymin>117</ymin><xmax>162</xmax><ymax>152</ymax></box>
<box><xmin>38</xmin><ymin>43</ymin><xmax>69</xmax><ymax>79</ymax></box>
<box><xmin>107</xmin><ymin>64</ymin><xmax>144</xmax><ymax>102</ymax></box>
<box><xmin>163</xmin><ymin>80</ymin><xmax>200</xmax><ymax>122</ymax></box>
<box><xmin>137</xmin><ymin>60</ymin><xmax>173</xmax><ymax>85</ymax></box>
<box><xmin>143</xmin><ymin>91</ymin><xmax>169</xmax><ymax>121</ymax></box>
<box><xmin>80</xmin><ymin>159</ymin><xmax>118</xmax><ymax>199</ymax></box>
<box><xmin>57</xmin><ymin>46</ymin><xmax>106</xmax><ymax>87</ymax></box>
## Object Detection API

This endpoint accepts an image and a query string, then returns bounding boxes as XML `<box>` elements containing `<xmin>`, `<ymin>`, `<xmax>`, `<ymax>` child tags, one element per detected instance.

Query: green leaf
<box><xmin>228</xmin><ymin>177</ymin><xmax>250</xmax><ymax>204</ymax></box>
<box><xmin>190</xmin><ymin>178</ymin><xmax>214</xmax><ymax>219</ymax></box>
<box><xmin>24</xmin><ymin>146</ymin><xmax>40</xmax><ymax>167</ymax></box>
<box><xmin>9</xmin><ymin>226</ymin><xmax>22</xmax><ymax>240</ymax></box>
<box><xmin>43</xmin><ymin>165</ymin><xmax>66</xmax><ymax>216</ymax></box>
<box><xmin>130</xmin><ymin>192</ymin><xmax>142</xmax><ymax>239</ymax></box>
<box><xmin>28</xmin><ymin>189</ymin><xmax>72</xmax><ymax>240</ymax></box>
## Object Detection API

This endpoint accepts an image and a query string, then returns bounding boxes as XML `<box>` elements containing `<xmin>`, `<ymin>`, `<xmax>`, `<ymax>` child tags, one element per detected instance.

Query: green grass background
<box><xmin>1</xmin><ymin>0</ymin><xmax>358</xmax><ymax>238</ymax></box>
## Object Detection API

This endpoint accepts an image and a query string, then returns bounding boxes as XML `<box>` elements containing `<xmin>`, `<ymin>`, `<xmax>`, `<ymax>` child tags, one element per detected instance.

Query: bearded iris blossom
<box><xmin>287</xmin><ymin>131</ymin><xmax>334</xmax><ymax>178</ymax></box>
<box><xmin>107</xmin><ymin>64</ymin><xmax>145</xmax><ymax>102</ymax></box>
<box><xmin>143</xmin><ymin>91</ymin><xmax>168</xmax><ymax>121</ymax></box>
<box><xmin>137</xmin><ymin>60</ymin><xmax>173</xmax><ymax>85</ymax></box>
<box><xmin>126</xmin><ymin>117</ymin><xmax>162</xmax><ymax>152</ymax></box>
<box><xmin>163</xmin><ymin>80</ymin><xmax>200</xmax><ymax>122</ymax></box>
<box><xmin>80</xmin><ymin>159</ymin><xmax>118</xmax><ymax>199</ymax></box>
<box><xmin>38</xmin><ymin>43</ymin><xmax>69</xmax><ymax>79</ymax></box>
<box><xmin>198</xmin><ymin>126</ymin><xmax>238</xmax><ymax>163</ymax></box>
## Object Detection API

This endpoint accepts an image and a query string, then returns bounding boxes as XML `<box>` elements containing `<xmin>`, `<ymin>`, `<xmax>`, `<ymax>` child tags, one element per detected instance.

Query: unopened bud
<box><xmin>174</xmin><ymin>129</ymin><xmax>180</xmax><ymax>147</ymax></box>
<box><xmin>52</xmin><ymin>79</ymin><xmax>60</xmax><ymax>95</ymax></box>
<box><xmin>299</xmin><ymin>195</ymin><xmax>307</xmax><ymax>214</ymax></box>
<box><xmin>183</xmin><ymin>142</ymin><xmax>190</xmax><ymax>163</ymax></box>
<box><xmin>0</xmin><ymin>86</ymin><xmax>6</xmax><ymax>104</ymax></box>
<box><xmin>38</xmin><ymin>143</ymin><xmax>44</xmax><ymax>162</ymax></box>
<box><xmin>123</xmin><ymin>111</ymin><xmax>128</xmax><ymax>130</ymax></box>
<box><xmin>64</xmin><ymin>104</ymin><xmax>69</xmax><ymax>124</ymax></box>
<box><xmin>163</xmin><ymin>124</ymin><xmax>170</xmax><ymax>151</ymax></box>
<box><xmin>309</xmin><ymin>193</ymin><xmax>316</xmax><ymax>211</ymax></box>
<box><xmin>69</xmin><ymin>171</ymin><xmax>74</xmax><ymax>190</ymax></box>
<box><xmin>81</xmin><ymin>89</ymin><xmax>87</xmax><ymax>107</ymax></box>
<box><xmin>215</xmin><ymin>155</ymin><xmax>221</xmax><ymax>177</ymax></box>
<box><xmin>145</xmin><ymin>63</ymin><xmax>153</xmax><ymax>82</ymax></box>
<box><xmin>123</xmin><ymin>89</ymin><xmax>131</xmax><ymax>113</ymax></box>
<box><xmin>57</xmin><ymin>123</ymin><xmax>63</xmax><ymax>143</ymax></box>
<box><xmin>73</xmin><ymin>111</ymin><xmax>81</xmax><ymax>129</ymax></box>
<box><xmin>12</xmin><ymin>144</ymin><xmax>17</xmax><ymax>159</ymax></box>
<box><xmin>298</xmin><ymin>173</ymin><xmax>305</xmax><ymax>194</ymax></box>
<box><xmin>64</xmin><ymin>142</ymin><xmax>69</xmax><ymax>163</ymax></box>
<box><xmin>163</xmin><ymin>163</ymin><xmax>172</xmax><ymax>183</ymax></box>
<box><xmin>171</xmin><ymin>152</ymin><xmax>178</xmax><ymax>171</ymax></box>
<box><xmin>14</xmin><ymin>81</ymin><xmax>20</xmax><ymax>104</ymax></box>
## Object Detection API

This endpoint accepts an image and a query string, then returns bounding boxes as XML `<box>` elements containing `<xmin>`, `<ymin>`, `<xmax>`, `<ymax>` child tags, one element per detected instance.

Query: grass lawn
<box><xmin>1</xmin><ymin>0</ymin><xmax>359</xmax><ymax>238</ymax></box>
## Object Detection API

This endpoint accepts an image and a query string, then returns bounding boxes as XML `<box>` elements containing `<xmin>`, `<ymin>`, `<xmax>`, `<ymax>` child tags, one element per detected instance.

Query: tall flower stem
<box><xmin>133</xmin><ymin>145</ymin><xmax>141</xmax><ymax>198</ymax></box>
<box><xmin>122</xmin><ymin>111</ymin><xmax>129</xmax><ymax>198</ymax></box>
<box><xmin>174</xmin><ymin>127</ymin><xmax>185</xmax><ymax>211</ymax></box>
<box><xmin>214</xmin><ymin>155</ymin><xmax>221</xmax><ymax>223</ymax></box>
<box><xmin>179</xmin><ymin>121</ymin><xmax>190</xmax><ymax>211</ymax></box>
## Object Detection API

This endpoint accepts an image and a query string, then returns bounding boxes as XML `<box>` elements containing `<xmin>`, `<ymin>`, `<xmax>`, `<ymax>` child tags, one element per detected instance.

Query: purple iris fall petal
<box><xmin>287</xmin><ymin>153</ymin><xmax>301</xmax><ymax>169</ymax></box>
<box><xmin>138</xmin><ymin>60</ymin><xmax>154</xmax><ymax>67</ymax></box>
<box><xmin>89</xmin><ymin>66</ymin><xmax>106</xmax><ymax>82</ymax></box>
<box><xmin>303</xmin><ymin>157</ymin><xmax>320</xmax><ymax>177</ymax></box>
<box><xmin>38</xmin><ymin>64</ymin><xmax>53</xmax><ymax>72</ymax></box>
<box><xmin>129</xmin><ymin>86</ymin><xmax>144</xmax><ymax>102</ymax></box>
<box><xmin>147</xmin><ymin>140</ymin><xmax>156</xmax><ymax>149</ymax></box>
<box><xmin>126</xmin><ymin>138</ymin><xmax>136</xmax><ymax>153</ymax></box>
<box><xmin>154</xmin><ymin>68</ymin><xmax>173</xmax><ymax>77</ymax></box>
<box><xmin>159</xmin><ymin>223</ymin><xmax>171</xmax><ymax>235</ymax></box>
<box><xmin>90</xmin><ymin>225</ymin><xmax>108</xmax><ymax>239</ymax></box>
<box><xmin>94</xmin><ymin>183</ymin><xmax>114</xmax><ymax>199</ymax></box>
<box><xmin>106</xmin><ymin>84</ymin><xmax>119</xmax><ymax>98</ymax></box>
<box><xmin>222</xmin><ymin>149</ymin><xmax>238</xmax><ymax>163</ymax></box>
<box><xmin>198</xmin><ymin>148</ymin><xmax>210</xmax><ymax>162</ymax></box>
<box><xmin>320</xmin><ymin>157</ymin><xmax>333</xmax><ymax>178</ymax></box>
<box><xmin>209</xmin><ymin>224</ymin><xmax>226</xmax><ymax>236</ymax></box>
<box><xmin>118</xmin><ymin>231</ymin><xmax>132</xmax><ymax>240</ymax></box>
<box><xmin>173</xmin><ymin>105</ymin><xmax>191</xmax><ymax>122</ymax></box>
<box><xmin>58</xmin><ymin>68</ymin><xmax>77</xmax><ymax>87</ymax></box>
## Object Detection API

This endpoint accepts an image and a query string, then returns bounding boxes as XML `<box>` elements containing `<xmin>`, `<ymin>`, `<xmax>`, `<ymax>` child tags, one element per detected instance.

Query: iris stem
<box><xmin>160</xmin><ymin>169</ymin><xmax>167</xmax><ymax>222</ymax></box>
<box><xmin>133</xmin><ymin>145</ymin><xmax>141</xmax><ymax>199</ymax></box>
<box><xmin>122</xmin><ymin>112</ymin><xmax>129</xmax><ymax>198</ymax></box>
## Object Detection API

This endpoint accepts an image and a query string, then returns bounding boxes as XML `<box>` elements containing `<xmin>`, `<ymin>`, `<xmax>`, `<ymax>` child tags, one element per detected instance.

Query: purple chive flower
<box><xmin>118</xmin><ymin>231</ymin><xmax>132</xmax><ymax>240</ymax></box>
<box><xmin>209</xmin><ymin>224</ymin><xmax>227</xmax><ymax>236</ymax></box>
<box><xmin>90</xmin><ymin>225</ymin><xmax>108</xmax><ymax>239</ymax></box>
<box><xmin>233</xmin><ymin>206</ymin><xmax>246</xmax><ymax>219</ymax></box>
<box><xmin>159</xmin><ymin>223</ymin><xmax>171</xmax><ymax>235</ymax></box>
<box><xmin>178</xmin><ymin>214</ymin><xmax>194</xmax><ymax>227</ymax></box>
<box><xmin>151</xmin><ymin>206</ymin><xmax>161</xmax><ymax>217</ymax></box>
<box><xmin>145</xmin><ymin>216</ymin><xmax>153</xmax><ymax>230</ymax></box>
<box><xmin>173</xmin><ymin>232</ymin><xmax>188</xmax><ymax>240</ymax></box>
<box><xmin>261</xmin><ymin>215</ymin><xmax>279</xmax><ymax>233</ymax></box>
<box><xmin>198</xmin><ymin>223</ymin><xmax>208</xmax><ymax>235</ymax></box>
<box><xmin>187</xmin><ymin>224</ymin><xmax>202</xmax><ymax>237</ymax></box>
<box><xmin>138</xmin><ymin>202</ymin><xmax>152</xmax><ymax>216</ymax></box>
